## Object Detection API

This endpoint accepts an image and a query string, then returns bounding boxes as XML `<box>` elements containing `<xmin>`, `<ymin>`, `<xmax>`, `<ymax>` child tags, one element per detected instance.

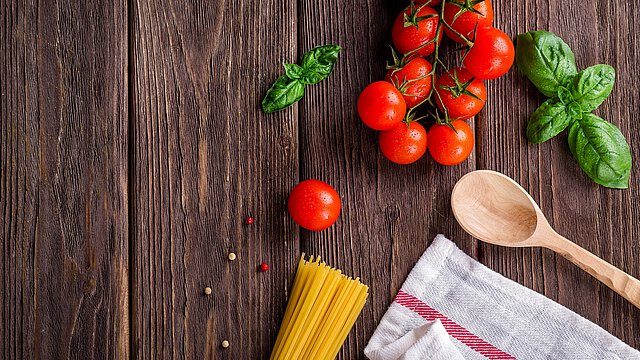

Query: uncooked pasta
<box><xmin>269</xmin><ymin>255</ymin><xmax>369</xmax><ymax>360</ymax></box>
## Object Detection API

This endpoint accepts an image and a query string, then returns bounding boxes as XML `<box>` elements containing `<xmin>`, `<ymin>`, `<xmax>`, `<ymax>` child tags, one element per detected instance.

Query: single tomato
<box><xmin>379</xmin><ymin>122</ymin><xmax>428</xmax><ymax>164</ymax></box>
<box><xmin>443</xmin><ymin>0</ymin><xmax>493</xmax><ymax>43</ymax></box>
<box><xmin>385</xmin><ymin>57</ymin><xmax>434</xmax><ymax>108</ymax></box>
<box><xmin>435</xmin><ymin>67</ymin><xmax>486</xmax><ymax>120</ymax></box>
<box><xmin>463</xmin><ymin>27</ymin><xmax>514</xmax><ymax>80</ymax></box>
<box><xmin>358</xmin><ymin>81</ymin><xmax>407</xmax><ymax>130</ymax></box>
<box><xmin>288</xmin><ymin>180</ymin><xmax>341</xmax><ymax>231</ymax></box>
<box><xmin>392</xmin><ymin>5</ymin><xmax>442</xmax><ymax>57</ymax></box>
<box><xmin>427</xmin><ymin>120</ymin><xmax>474</xmax><ymax>165</ymax></box>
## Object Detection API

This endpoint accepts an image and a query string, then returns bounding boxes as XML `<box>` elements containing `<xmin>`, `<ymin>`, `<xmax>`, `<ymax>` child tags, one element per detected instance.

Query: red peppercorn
<box><xmin>260</xmin><ymin>263</ymin><xmax>269</xmax><ymax>272</ymax></box>
<box><xmin>245</xmin><ymin>216</ymin><xmax>254</xmax><ymax>225</ymax></box>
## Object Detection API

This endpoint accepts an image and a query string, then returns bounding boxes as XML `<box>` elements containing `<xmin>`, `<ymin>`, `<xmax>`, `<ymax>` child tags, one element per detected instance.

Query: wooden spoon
<box><xmin>451</xmin><ymin>170</ymin><xmax>640</xmax><ymax>309</ymax></box>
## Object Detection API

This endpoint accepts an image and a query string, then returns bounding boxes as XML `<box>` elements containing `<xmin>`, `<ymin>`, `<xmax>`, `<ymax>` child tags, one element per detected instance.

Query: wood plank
<box><xmin>297</xmin><ymin>1</ymin><xmax>477</xmax><ymax>358</ymax></box>
<box><xmin>129</xmin><ymin>0</ymin><xmax>299</xmax><ymax>358</ymax></box>
<box><xmin>478</xmin><ymin>0</ymin><xmax>640</xmax><ymax>349</ymax></box>
<box><xmin>1</xmin><ymin>0</ymin><xmax>129</xmax><ymax>358</ymax></box>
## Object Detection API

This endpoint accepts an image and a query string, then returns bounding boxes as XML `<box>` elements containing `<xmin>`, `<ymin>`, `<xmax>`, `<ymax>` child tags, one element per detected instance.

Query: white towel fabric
<box><xmin>364</xmin><ymin>235</ymin><xmax>640</xmax><ymax>360</ymax></box>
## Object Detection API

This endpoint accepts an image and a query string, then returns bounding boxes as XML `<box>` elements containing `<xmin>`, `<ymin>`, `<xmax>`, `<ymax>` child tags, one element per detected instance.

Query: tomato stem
<box><xmin>398</xmin><ymin>0</ymin><xmax>482</xmax><ymax>125</ymax></box>
<box><xmin>440</xmin><ymin>18</ymin><xmax>474</xmax><ymax>47</ymax></box>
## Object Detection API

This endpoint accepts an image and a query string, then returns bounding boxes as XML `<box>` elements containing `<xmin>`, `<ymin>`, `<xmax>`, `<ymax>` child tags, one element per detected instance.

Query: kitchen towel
<box><xmin>364</xmin><ymin>235</ymin><xmax>640</xmax><ymax>360</ymax></box>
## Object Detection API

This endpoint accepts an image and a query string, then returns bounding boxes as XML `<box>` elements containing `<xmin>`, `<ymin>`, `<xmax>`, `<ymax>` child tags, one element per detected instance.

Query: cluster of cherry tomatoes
<box><xmin>358</xmin><ymin>0</ymin><xmax>514</xmax><ymax>165</ymax></box>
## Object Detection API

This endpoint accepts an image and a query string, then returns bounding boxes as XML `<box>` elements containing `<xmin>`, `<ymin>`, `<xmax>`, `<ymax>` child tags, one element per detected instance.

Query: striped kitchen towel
<box><xmin>364</xmin><ymin>235</ymin><xmax>640</xmax><ymax>360</ymax></box>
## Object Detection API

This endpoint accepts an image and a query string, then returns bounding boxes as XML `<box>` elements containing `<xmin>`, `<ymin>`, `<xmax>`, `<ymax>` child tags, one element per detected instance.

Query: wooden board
<box><xmin>1</xmin><ymin>0</ymin><xmax>129</xmax><ymax>358</ymax></box>
<box><xmin>2</xmin><ymin>0</ymin><xmax>640</xmax><ymax>358</ymax></box>
<box><xmin>478</xmin><ymin>0</ymin><xmax>640</xmax><ymax>348</ymax></box>
<box><xmin>129</xmin><ymin>0</ymin><xmax>299</xmax><ymax>358</ymax></box>
<box><xmin>296</xmin><ymin>1</ymin><xmax>477</xmax><ymax>358</ymax></box>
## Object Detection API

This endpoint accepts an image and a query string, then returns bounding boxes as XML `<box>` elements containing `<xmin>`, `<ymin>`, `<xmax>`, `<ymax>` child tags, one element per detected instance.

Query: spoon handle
<box><xmin>542</xmin><ymin>233</ymin><xmax>640</xmax><ymax>309</ymax></box>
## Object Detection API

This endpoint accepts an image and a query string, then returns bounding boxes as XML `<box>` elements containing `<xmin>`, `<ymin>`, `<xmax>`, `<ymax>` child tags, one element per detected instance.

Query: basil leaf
<box><xmin>283</xmin><ymin>63</ymin><xmax>304</xmax><ymax>80</ymax></box>
<box><xmin>557</xmin><ymin>86</ymin><xmax>573</xmax><ymax>105</ymax></box>
<box><xmin>262</xmin><ymin>44</ymin><xmax>340</xmax><ymax>114</ymax></box>
<box><xmin>299</xmin><ymin>70</ymin><xmax>326</xmax><ymax>86</ymax></box>
<box><xmin>567</xmin><ymin>114</ymin><xmax>631</xmax><ymax>189</ymax></box>
<box><xmin>299</xmin><ymin>44</ymin><xmax>341</xmax><ymax>85</ymax></box>
<box><xmin>569</xmin><ymin>64</ymin><xmax>615</xmax><ymax>113</ymax></box>
<box><xmin>516</xmin><ymin>31</ymin><xmax>577</xmax><ymax>97</ymax></box>
<box><xmin>526</xmin><ymin>98</ymin><xmax>572</xmax><ymax>143</ymax></box>
<box><xmin>261</xmin><ymin>75</ymin><xmax>305</xmax><ymax>114</ymax></box>
<box><xmin>566</xmin><ymin>101</ymin><xmax>583</xmax><ymax>119</ymax></box>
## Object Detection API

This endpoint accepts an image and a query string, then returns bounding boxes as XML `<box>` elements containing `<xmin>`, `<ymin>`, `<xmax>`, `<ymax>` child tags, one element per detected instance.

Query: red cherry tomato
<box><xmin>463</xmin><ymin>27</ymin><xmax>514</xmax><ymax>80</ymax></box>
<box><xmin>415</xmin><ymin>0</ymin><xmax>441</xmax><ymax>5</ymax></box>
<box><xmin>443</xmin><ymin>0</ymin><xmax>493</xmax><ymax>43</ymax></box>
<box><xmin>358</xmin><ymin>81</ymin><xmax>407</xmax><ymax>130</ymax></box>
<box><xmin>392</xmin><ymin>5</ymin><xmax>442</xmax><ymax>57</ymax></box>
<box><xmin>385</xmin><ymin>58</ymin><xmax>434</xmax><ymax>108</ymax></box>
<box><xmin>435</xmin><ymin>68</ymin><xmax>486</xmax><ymax>120</ymax></box>
<box><xmin>288</xmin><ymin>180</ymin><xmax>341</xmax><ymax>231</ymax></box>
<box><xmin>379</xmin><ymin>122</ymin><xmax>428</xmax><ymax>164</ymax></box>
<box><xmin>427</xmin><ymin>120</ymin><xmax>474</xmax><ymax>165</ymax></box>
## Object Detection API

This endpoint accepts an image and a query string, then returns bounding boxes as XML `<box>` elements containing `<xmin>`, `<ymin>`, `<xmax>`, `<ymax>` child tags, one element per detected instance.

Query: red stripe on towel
<box><xmin>395</xmin><ymin>290</ymin><xmax>516</xmax><ymax>360</ymax></box>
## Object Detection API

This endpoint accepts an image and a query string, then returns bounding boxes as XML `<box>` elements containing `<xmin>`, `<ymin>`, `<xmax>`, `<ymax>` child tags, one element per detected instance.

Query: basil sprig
<box><xmin>262</xmin><ymin>44</ymin><xmax>341</xmax><ymax>113</ymax></box>
<box><xmin>516</xmin><ymin>31</ymin><xmax>631</xmax><ymax>189</ymax></box>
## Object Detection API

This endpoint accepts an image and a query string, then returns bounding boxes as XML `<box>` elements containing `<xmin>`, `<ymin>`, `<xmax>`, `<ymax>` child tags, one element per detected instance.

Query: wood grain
<box><xmin>478</xmin><ymin>0</ymin><xmax>640</xmax><ymax>349</ymax></box>
<box><xmin>129</xmin><ymin>0</ymin><xmax>299</xmax><ymax>358</ymax></box>
<box><xmin>2</xmin><ymin>0</ymin><xmax>640</xmax><ymax>358</ymax></box>
<box><xmin>1</xmin><ymin>0</ymin><xmax>128</xmax><ymax>358</ymax></box>
<box><xmin>296</xmin><ymin>1</ymin><xmax>476</xmax><ymax>359</ymax></box>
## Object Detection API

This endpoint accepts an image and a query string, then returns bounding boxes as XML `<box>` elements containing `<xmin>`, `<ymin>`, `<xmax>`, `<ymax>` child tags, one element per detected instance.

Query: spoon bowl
<box><xmin>451</xmin><ymin>170</ymin><xmax>640</xmax><ymax>309</ymax></box>
<box><xmin>451</xmin><ymin>170</ymin><xmax>540</xmax><ymax>247</ymax></box>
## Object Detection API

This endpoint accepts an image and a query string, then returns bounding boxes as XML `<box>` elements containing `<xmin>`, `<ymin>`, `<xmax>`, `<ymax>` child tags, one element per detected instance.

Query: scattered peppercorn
<box><xmin>228</xmin><ymin>252</ymin><xmax>237</xmax><ymax>261</ymax></box>
<box><xmin>204</xmin><ymin>287</ymin><xmax>212</xmax><ymax>295</ymax></box>
<box><xmin>260</xmin><ymin>263</ymin><xmax>269</xmax><ymax>272</ymax></box>
<box><xmin>245</xmin><ymin>216</ymin><xmax>254</xmax><ymax>225</ymax></box>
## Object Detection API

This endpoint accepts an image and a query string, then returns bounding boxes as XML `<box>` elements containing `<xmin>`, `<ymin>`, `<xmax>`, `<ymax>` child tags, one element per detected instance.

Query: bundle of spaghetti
<box><xmin>269</xmin><ymin>254</ymin><xmax>369</xmax><ymax>360</ymax></box>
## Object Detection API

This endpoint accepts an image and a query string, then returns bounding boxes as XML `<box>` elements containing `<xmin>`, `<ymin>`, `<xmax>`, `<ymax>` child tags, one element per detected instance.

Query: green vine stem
<box><xmin>395</xmin><ymin>0</ymin><xmax>479</xmax><ymax>125</ymax></box>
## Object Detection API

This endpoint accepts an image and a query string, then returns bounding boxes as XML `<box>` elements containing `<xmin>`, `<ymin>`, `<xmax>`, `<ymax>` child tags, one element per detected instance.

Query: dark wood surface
<box><xmin>1</xmin><ymin>0</ymin><xmax>129</xmax><ymax>358</ymax></box>
<box><xmin>2</xmin><ymin>0</ymin><xmax>639</xmax><ymax>359</ymax></box>
<box><xmin>129</xmin><ymin>0</ymin><xmax>299</xmax><ymax>358</ymax></box>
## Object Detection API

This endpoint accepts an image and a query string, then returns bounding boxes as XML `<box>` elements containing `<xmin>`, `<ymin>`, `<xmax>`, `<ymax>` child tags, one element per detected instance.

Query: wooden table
<box><xmin>3</xmin><ymin>0</ymin><xmax>639</xmax><ymax>358</ymax></box>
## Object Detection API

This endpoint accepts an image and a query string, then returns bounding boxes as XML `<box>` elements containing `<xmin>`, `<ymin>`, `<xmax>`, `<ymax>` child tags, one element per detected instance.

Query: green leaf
<box><xmin>566</xmin><ymin>101</ymin><xmax>583</xmax><ymax>119</ymax></box>
<box><xmin>526</xmin><ymin>98</ymin><xmax>572</xmax><ymax>143</ymax></box>
<box><xmin>262</xmin><ymin>44</ymin><xmax>341</xmax><ymax>113</ymax></box>
<box><xmin>515</xmin><ymin>31</ymin><xmax>577</xmax><ymax>97</ymax></box>
<box><xmin>567</xmin><ymin>114</ymin><xmax>631</xmax><ymax>189</ymax></box>
<box><xmin>299</xmin><ymin>70</ymin><xmax>326</xmax><ymax>85</ymax></box>
<box><xmin>569</xmin><ymin>64</ymin><xmax>615</xmax><ymax>112</ymax></box>
<box><xmin>283</xmin><ymin>63</ymin><xmax>304</xmax><ymax>80</ymax></box>
<box><xmin>299</xmin><ymin>44</ymin><xmax>341</xmax><ymax>85</ymax></box>
<box><xmin>557</xmin><ymin>86</ymin><xmax>573</xmax><ymax>105</ymax></box>
<box><xmin>261</xmin><ymin>75</ymin><xmax>305</xmax><ymax>114</ymax></box>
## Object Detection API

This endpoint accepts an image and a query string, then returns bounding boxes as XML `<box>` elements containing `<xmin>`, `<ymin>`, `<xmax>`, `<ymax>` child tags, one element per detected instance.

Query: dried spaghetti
<box><xmin>270</xmin><ymin>255</ymin><xmax>369</xmax><ymax>360</ymax></box>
